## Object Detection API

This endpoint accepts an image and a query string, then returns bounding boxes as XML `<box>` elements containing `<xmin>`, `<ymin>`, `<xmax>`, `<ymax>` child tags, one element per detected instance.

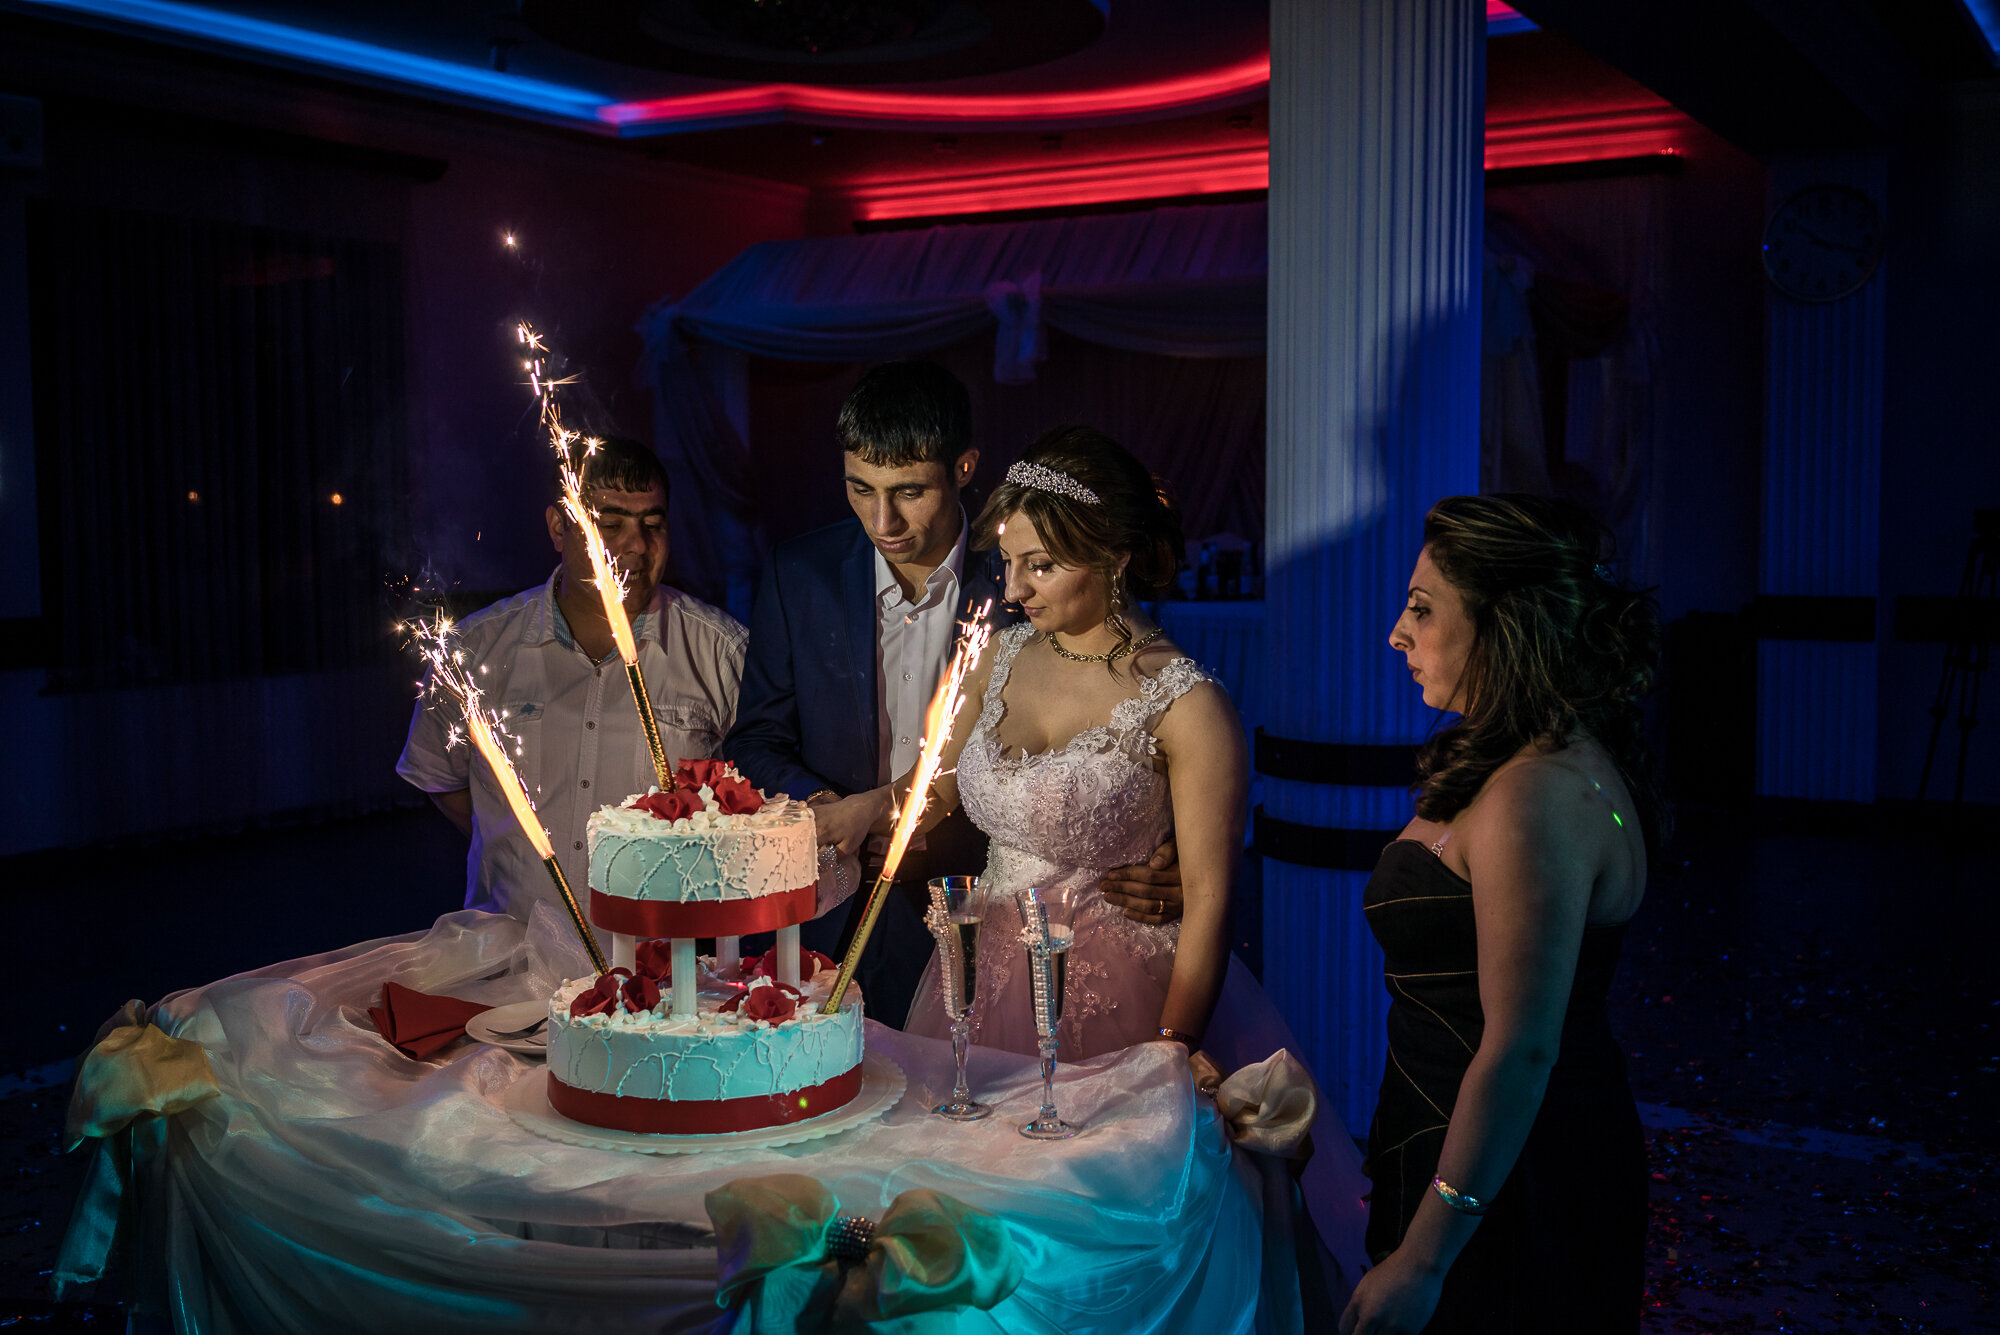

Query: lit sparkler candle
<box><xmin>410</xmin><ymin>612</ymin><xmax>607</xmax><ymax>975</ymax></box>
<box><xmin>517</xmin><ymin>322</ymin><xmax>675</xmax><ymax>793</ymax></box>
<box><xmin>822</xmin><ymin>607</ymin><xmax>993</xmax><ymax>1014</ymax></box>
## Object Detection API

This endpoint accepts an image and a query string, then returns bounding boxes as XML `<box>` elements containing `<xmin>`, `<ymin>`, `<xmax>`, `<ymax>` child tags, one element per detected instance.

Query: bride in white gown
<box><xmin>814</xmin><ymin>426</ymin><xmax>1369</xmax><ymax>1294</ymax></box>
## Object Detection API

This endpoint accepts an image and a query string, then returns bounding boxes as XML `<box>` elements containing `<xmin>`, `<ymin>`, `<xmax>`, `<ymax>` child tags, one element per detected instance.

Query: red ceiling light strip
<box><xmin>841</xmin><ymin>99</ymin><xmax>1697</xmax><ymax>221</ymax></box>
<box><xmin>598</xmin><ymin>55</ymin><xmax>1272</xmax><ymax>134</ymax></box>
<box><xmin>846</xmin><ymin>145</ymin><xmax>1268</xmax><ymax>221</ymax></box>
<box><xmin>1484</xmin><ymin>101</ymin><xmax>1691</xmax><ymax>170</ymax></box>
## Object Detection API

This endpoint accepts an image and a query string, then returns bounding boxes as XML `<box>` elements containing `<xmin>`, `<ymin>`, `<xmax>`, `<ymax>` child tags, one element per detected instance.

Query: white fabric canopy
<box><xmin>59</xmin><ymin>906</ymin><xmax>1315</xmax><ymax>1334</ymax></box>
<box><xmin>635</xmin><ymin>203</ymin><xmax>1268</xmax><ymax>609</ymax></box>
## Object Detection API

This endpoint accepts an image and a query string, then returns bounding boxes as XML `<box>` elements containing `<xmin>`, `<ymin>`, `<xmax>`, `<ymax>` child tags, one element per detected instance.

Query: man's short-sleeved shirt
<box><xmin>397</xmin><ymin>569</ymin><xmax>747</xmax><ymax>920</ymax></box>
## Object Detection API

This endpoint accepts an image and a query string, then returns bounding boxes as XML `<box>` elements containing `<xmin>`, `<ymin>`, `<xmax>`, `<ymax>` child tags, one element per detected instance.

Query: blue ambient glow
<box><xmin>14</xmin><ymin>0</ymin><xmax>610</xmax><ymax>121</ymax></box>
<box><xmin>1961</xmin><ymin>1</ymin><xmax>2000</xmax><ymax>60</ymax></box>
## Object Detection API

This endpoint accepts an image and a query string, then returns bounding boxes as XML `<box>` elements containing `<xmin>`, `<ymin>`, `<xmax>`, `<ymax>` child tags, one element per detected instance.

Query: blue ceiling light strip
<box><xmin>1487</xmin><ymin>14</ymin><xmax>1539</xmax><ymax>37</ymax></box>
<box><xmin>10</xmin><ymin>0</ymin><xmax>611</xmax><ymax>121</ymax></box>
<box><xmin>1958</xmin><ymin>0</ymin><xmax>2000</xmax><ymax>62</ymax></box>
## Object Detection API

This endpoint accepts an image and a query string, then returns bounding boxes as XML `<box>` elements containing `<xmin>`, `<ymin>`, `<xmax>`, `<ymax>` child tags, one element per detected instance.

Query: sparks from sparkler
<box><xmin>822</xmin><ymin>604</ymin><xmax>994</xmax><ymax>1013</ymax></box>
<box><xmin>405</xmin><ymin>610</ymin><xmax>607</xmax><ymax>973</ymax></box>
<box><xmin>515</xmin><ymin>320</ymin><xmax>673</xmax><ymax>789</ymax></box>
<box><xmin>409</xmin><ymin>611</ymin><xmax>547</xmax><ymax>857</ymax></box>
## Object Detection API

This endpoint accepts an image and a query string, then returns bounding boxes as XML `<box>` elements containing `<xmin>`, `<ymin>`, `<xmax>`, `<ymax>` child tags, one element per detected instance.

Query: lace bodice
<box><xmin>958</xmin><ymin>623</ymin><xmax>1215</xmax><ymax>873</ymax></box>
<box><xmin>938</xmin><ymin>624</ymin><xmax>1222</xmax><ymax>1056</ymax></box>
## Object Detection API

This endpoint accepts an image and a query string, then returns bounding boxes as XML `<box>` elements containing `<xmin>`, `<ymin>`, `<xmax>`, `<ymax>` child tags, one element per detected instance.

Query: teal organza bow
<box><xmin>706</xmin><ymin>1174</ymin><xmax>1025</xmax><ymax>1334</ymax></box>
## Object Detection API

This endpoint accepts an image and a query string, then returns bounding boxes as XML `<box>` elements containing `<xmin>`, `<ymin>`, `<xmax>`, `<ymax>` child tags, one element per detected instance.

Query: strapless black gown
<box><xmin>1361</xmin><ymin>839</ymin><xmax>1646</xmax><ymax>1333</ymax></box>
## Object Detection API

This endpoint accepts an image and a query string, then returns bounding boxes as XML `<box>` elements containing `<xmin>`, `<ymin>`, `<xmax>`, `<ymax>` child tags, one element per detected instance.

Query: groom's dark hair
<box><xmin>837</xmin><ymin>361</ymin><xmax>973</xmax><ymax>468</ymax></box>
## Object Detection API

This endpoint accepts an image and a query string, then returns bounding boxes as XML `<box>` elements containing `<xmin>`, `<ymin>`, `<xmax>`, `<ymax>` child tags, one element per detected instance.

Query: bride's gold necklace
<box><xmin>1046</xmin><ymin>626</ymin><xmax>1163</xmax><ymax>664</ymax></box>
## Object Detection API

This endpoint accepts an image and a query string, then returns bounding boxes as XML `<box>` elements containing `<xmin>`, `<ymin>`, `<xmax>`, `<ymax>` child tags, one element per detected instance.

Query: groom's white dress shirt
<box><xmin>873</xmin><ymin>519</ymin><xmax>968</xmax><ymax>785</ymax></box>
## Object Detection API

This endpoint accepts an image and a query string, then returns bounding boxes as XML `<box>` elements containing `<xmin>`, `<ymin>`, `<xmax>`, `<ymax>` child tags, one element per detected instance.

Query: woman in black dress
<box><xmin>1340</xmin><ymin>495</ymin><xmax>1658</xmax><ymax>1335</ymax></box>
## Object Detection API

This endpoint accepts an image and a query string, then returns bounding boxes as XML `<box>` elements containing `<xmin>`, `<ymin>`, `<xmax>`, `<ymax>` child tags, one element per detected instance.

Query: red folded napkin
<box><xmin>368</xmin><ymin>981</ymin><xmax>488</xmax><ymax>1060</ymax></box>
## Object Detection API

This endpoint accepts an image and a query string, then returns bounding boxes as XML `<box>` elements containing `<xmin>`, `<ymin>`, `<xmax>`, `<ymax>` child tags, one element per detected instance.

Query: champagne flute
<box><xmin>1016</xmin><ymin>884</ymin><xmax>1077</xmax><ymax>1140</ymax></box>
<box><xmin>925</xmin><ymin>876</ymin><xmax>990</xmax><ymax>1121</ymax></box>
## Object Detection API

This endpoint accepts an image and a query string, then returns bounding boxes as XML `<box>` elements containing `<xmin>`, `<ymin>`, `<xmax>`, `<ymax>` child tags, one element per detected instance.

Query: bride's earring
<box><xmin>1106</xmin><ymin>583</ymin><xmax>1130</xmax><ymax>638</ymax></box>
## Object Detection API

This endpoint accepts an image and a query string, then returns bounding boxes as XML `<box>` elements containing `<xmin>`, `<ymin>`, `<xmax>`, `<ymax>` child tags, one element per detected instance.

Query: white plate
<box><xmin>503</xmin><ymin>1050</ymin><xmax>906</xmax><ymax>1155</ymax></box>
<box><xmin>466</xmin><ymin>1001</ymin><xmax>550</xmax><ymax>1055</ymax></box>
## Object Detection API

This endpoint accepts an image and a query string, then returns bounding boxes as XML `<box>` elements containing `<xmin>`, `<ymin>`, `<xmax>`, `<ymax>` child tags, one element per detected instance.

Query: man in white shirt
<box><xmin>398</xmin><ymin>438</ymin><xmax>746</xmax><ymax>921</ymax></box>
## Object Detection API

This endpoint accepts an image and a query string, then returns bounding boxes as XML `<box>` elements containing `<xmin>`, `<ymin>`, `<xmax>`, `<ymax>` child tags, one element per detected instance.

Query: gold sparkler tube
<box><xmin>542</xmin><ymin>854</ymin><xmax>608</xmax><ymax>975</ymax></box>
<box><xmin>821</xmin><ymin>870</ymin><xmax>896</xmax><ymax>1014</ymax></box>
<box><xmin>625</xmin><ymin>661</ymin><xmax>674</xmax><ymax>792</ymax></box>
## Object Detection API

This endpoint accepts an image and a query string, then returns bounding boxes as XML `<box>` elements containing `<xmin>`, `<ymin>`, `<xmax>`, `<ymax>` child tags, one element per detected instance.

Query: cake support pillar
<box><xmin>717</xmin><ymin>936</ymin><xmax>740</xmax><ymax>975</ymax></box>
<box><xmin>610</xmin><ymin>933</ymin><xmax>635</xmax><ymax>972</ymax></box>
<box><xmin>776</xmin><ymin>925</ymin><xmax>801</xmax><ymax>989</ymax></box>
<box><xmin>670</xmin><ymin>939</ymin><xmax>697</xmax><ymax>1016</ymax></box>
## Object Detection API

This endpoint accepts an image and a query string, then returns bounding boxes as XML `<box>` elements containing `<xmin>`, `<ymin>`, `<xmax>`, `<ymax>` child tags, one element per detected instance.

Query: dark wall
<box><xmin>0</xmin><ymin>27</ymin><xmax>806</xmax><ymax>853</ymax></box>
<box><xmin>1878</xmin><ymin>82</ymin><xmax>2000</xmax><ymax>803</ymax></box>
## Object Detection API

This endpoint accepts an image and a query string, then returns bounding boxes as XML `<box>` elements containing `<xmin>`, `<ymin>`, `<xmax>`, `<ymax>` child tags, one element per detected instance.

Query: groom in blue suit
<box><xmin>724</xmin><ymin>362</ymin><xmax>1013</xmax><ymax>1026</ymax></box>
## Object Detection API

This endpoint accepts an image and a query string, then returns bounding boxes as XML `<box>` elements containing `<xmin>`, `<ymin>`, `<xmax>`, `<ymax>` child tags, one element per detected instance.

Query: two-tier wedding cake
<box><xmin>543</xmin><ymin>760</ymin><xmax>864</xmax><ymax>1134</ymax></box>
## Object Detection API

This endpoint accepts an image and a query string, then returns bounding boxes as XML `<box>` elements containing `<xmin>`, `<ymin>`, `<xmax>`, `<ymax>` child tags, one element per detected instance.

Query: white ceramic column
<box><xmin>671</xmin><ymin>939</ymin><xmax>697</xmax><ymax>1016</ymax></box>
<box><xmin>1263</xmin><ymin>0</ymin><xmax>1484</xmax><ymax>1129</ymax></box>
<box><xmin>776</xmin><ymin>924</ymin><xmax>801</xmax><ymax>989</ymax></box>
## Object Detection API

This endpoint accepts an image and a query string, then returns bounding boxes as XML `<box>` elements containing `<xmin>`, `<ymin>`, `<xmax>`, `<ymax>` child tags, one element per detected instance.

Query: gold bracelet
<box><xmin>1430</xmin><ymin>1176</ymin><xmax>1490</xmax><ymax>1216</ymax></box>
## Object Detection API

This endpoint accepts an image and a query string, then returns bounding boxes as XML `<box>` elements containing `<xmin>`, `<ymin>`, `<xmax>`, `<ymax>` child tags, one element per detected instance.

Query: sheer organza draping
<box><xmin>636</xmin><ymin>204</ymin><xmax>1268</xmax><ymax>607</ymax></box>
<box><xmin>59</xmin><ymin>906</ymin><xmax>1302</xmax><ymax>1334</ymax></box>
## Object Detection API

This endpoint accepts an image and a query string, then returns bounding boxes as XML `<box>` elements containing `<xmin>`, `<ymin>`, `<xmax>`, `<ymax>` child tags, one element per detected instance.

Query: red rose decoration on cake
<box><xmin>712</xmin><ymin>775</ymin><xmax>764</xmax><ymax>815</ymax></box>
<box><xmin>569</xmin><ymin>968</ymin><xmax>631</xmax><ymax>1018</ymax></box>
<box><xmin>633</xmin><ymin>939</ymin><xmax>673</xmax><ymax>982</ymax></box>
<box><xmin>620</xmin><ymin>972</ymin><xmax>661</xmax><ymax>1014</ymax></box>
<box><xmin>748</xmin><ymin>947</ymin><xmax>833</xmax><ymax>980</ymax></box>
<box><xmin>743</xmin><ymin>982</ymin><xmax>800</xmax><ymax>1023</ymax></box>
<box><xmin>629</xmin><ymin>789</ymin><xmax>701</xmax><ymax>822</ymax></box>
<box><xmin>722</xmin><ymin>979</ymin><xmax>801</xmax><ymax>1023</ymax></box>
<box><xmin>674</xmin><ymin>758</ymin><xmax>731</xmax><ymax>792</ymax></box>
<box><xmin>567</xmin><ymin>967</ymin><xmax>661</xmax><ymax>1018</ymax></box>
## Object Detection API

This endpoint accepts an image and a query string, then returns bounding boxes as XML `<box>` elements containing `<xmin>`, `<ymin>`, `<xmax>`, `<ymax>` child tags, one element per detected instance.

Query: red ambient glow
<box><xmin>598</xmin><ymin>56</ymin><xmax>1272</xmax><ymax>133</ymax></box>
<box><xmin>844</xmin><ymin>98</ymin><xmax>1691</xmax><ymax>221</ymax></box>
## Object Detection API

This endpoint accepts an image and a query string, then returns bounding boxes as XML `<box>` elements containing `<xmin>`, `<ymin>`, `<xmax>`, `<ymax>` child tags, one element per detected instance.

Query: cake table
<box><xmin>54</xmin><ymin>907</ymin><xmax>1311</xmax><ymax>1334</ymax></box>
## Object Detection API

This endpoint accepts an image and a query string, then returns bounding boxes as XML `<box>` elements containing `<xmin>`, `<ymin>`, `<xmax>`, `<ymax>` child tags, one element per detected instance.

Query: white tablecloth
<box><xmin>64</xmin><ymin>908</ymin><xmax>1316</xmax><ymax>1334</ymax></box>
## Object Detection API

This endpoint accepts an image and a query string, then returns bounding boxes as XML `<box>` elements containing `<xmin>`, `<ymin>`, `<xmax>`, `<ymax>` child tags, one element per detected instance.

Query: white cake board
<box><xmin>504</xmin><ymin>1050</ymin><xmax>906</xmax><ymax>1156</ymax></box>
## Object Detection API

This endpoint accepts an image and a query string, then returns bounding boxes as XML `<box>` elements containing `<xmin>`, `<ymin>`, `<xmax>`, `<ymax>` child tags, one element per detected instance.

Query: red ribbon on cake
<box><xmin>588</xmin><ymin>881</ymin><xmax>818</xmax><ymax>938</ymax></box>
<box><xmin>548</xmin><ymin>1066</ymin><xmax>863</xmax><ymax>1134</ymax></box>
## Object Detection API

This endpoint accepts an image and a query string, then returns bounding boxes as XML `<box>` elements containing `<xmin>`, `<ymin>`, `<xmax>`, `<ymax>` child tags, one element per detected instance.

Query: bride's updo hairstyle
<box><xmin>974</xmin><ymin>426</ymin><xmax>1183</xmax><ymax>664</ymax></box>
<box><xmin>1413</xmin><ymin>494</ymin><xmax>1664</xmax><ymax>851</ymax></box>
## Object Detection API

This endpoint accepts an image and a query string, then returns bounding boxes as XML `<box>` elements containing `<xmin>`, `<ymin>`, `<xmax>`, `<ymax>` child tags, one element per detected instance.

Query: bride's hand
<box><xmin>812</xmin><ymin>789</ymin><xmax>893</xmax><ymax>858</ymax></box>
<box><xmin>1099</xmin><ymin>837</ymin><xmax>1183</xmax><ymax>923</ymax></box>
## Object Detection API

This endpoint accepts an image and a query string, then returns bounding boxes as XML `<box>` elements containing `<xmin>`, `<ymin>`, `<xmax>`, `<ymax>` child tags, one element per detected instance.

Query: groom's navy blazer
<box><xmin>723</xmin><ymin>518</ymin><xmax>1016</xmax><ymax>1025</ymax></box>
<box><xmin>724</xmin><ymin>517</ymin><xmax>1014</xmax><ymax>804</ymax></box>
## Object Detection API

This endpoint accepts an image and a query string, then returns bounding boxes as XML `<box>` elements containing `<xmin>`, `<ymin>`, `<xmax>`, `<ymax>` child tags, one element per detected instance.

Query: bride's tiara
<box><xmin>1004</xmin><ymin>460</ymin><xmax>1101</xmax><ymax>506</ymax></box>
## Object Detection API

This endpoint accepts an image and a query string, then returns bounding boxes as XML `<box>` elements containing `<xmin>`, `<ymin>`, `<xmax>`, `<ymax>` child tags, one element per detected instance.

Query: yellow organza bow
<box><xmin>1190</xmin><ymin>1048</ymin><xmax>1319</xmax><ymax>1162</ymax></box>
<box><xmin>63</xmin><ymin>1000</ymin><xmax>219</xmax><ymax>1151</ymax></box>
<box><xmin>706</xmin><ymin>1175</ymin><xmax>1025</xmax><ymax>1335</ymax></box>
<box><xmin>51</xmin><ymin>1001</ymin><xmax>221</xmax><ymax>1300</ymax></box>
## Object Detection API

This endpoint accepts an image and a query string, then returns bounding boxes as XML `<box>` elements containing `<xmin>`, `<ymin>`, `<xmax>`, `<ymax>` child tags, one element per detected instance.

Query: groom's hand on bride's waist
<box><xmin>1099</xmin><ymin>838</ymin><xmax>1183</xmax><ymax>924</ymax></box>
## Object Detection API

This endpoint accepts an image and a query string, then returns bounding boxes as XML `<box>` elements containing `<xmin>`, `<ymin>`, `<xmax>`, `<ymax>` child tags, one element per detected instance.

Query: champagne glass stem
<box><xmin>950</xmin><ymin>1013</ymin><xmax>974</xmax><ymax>1106</ymax></box>
<box><xmin>1037</xmin><ymin>1036</ymin><xmax>1059</xmax><ymax>1123</ymax></box>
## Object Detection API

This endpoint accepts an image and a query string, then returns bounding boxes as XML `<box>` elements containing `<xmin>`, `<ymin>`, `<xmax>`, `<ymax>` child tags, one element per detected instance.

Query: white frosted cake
<box><xmin>544</xmin><ymin>759</ymin><xmax>865</xmax><ymax>1135</ymax></box>
<box><xmin>546</xmin><ymin>959</ymin><xmax>862</xmax><ymax>1134</ymax></box>
<box><xmin>584</xmin><ymin>759</ymin><xmax>819</xmax><ymax>940</ymax></box>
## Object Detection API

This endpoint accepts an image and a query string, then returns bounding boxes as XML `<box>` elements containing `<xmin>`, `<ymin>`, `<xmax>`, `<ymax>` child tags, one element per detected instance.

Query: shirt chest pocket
<box><xmin>477</xmin><ymin>699</ymin><xmax>545</xmax><ymax>802</ymax></box>
<box><xmin>653</xmin><ymin>697</ymin><xmax>721</xmax><ymax>762</ymax></box>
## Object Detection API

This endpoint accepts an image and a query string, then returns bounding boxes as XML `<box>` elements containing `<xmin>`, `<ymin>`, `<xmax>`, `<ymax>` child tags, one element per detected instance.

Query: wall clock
<box><xmin>1762</xmin><ymin>185</ymin><xmax>1883</xmax><ymax>303</ymax></box>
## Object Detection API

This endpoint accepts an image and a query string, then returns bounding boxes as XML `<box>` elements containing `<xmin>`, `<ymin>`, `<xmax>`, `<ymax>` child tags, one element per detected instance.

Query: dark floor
<box><xmin>2</xmin><ymin>805</ymin><xmax>1994</xmax><ymax>1331</ymax></box>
